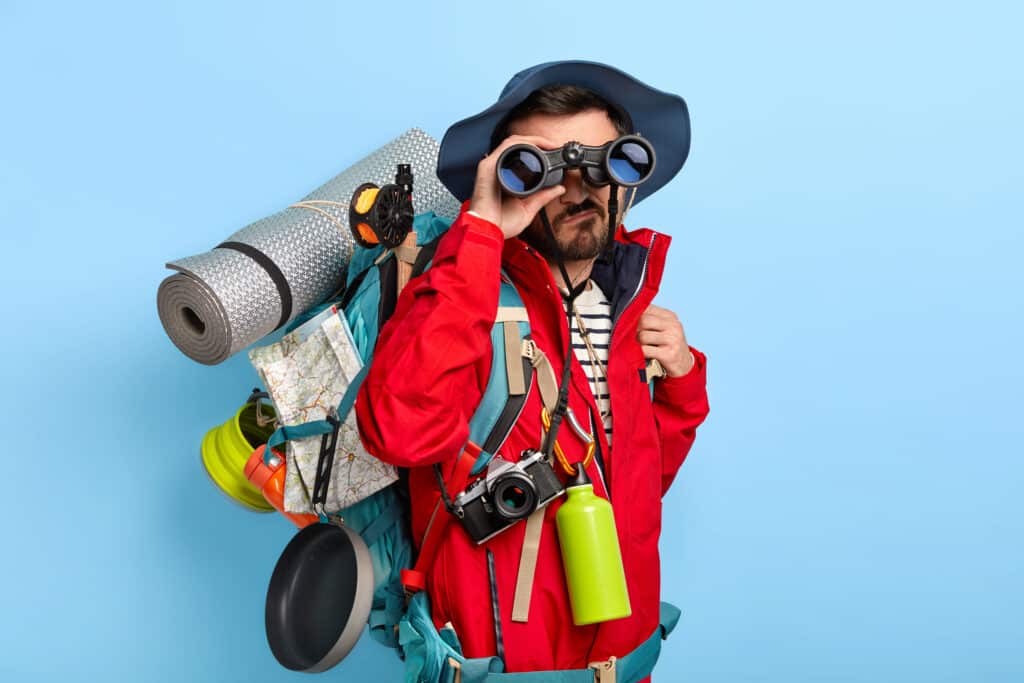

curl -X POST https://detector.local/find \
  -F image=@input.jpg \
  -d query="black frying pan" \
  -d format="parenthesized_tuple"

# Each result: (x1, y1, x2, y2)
(265, 521, 374, 672)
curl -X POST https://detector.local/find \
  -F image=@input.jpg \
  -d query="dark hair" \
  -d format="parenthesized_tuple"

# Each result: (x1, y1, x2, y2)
(489, 84, 633, 151)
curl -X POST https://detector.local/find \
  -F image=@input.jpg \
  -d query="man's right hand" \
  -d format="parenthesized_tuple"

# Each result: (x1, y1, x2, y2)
(468, 135, 567, 240)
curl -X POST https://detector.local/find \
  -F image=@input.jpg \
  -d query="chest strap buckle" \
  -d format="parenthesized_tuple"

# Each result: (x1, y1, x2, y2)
(589, 655, 617, 683)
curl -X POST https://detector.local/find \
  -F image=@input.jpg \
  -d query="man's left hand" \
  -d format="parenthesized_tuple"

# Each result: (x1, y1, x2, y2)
(637, 304, 695, 377)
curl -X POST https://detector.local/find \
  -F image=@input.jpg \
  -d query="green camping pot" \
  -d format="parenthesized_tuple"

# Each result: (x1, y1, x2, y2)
(555, 467, 632, 625)
(201, 390, 278, 512)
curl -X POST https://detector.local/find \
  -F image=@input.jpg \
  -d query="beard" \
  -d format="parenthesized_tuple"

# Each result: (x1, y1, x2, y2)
(521, 199, 612, 261)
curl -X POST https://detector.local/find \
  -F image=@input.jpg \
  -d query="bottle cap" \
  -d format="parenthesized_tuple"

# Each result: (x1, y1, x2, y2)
(567, 463, 592, 489)
(245, 445, 283, 489)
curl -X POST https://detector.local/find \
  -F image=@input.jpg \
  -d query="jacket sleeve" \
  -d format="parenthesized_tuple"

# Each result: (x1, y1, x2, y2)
(355, 206, 506, 468)
(653, 346, 710, 495)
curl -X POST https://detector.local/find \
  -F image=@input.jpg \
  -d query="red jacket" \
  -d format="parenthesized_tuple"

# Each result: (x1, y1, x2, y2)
(356, 205, 710, 679)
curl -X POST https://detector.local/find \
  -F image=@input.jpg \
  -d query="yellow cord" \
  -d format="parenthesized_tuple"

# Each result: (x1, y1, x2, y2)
(289, 200, 350, 235)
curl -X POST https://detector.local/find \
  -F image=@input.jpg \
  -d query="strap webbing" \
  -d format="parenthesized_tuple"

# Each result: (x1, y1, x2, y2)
(216, 240, 292, 330)
(510, 508, 545, 623)
(524, 340, 559, 413)
(495, 306, 529, 323)
(410, 236, 441, 278)
(357, 499, 403, 547)
(506, 341, 558, 623)
(503, 322, 526, 397)
(394, 243, 421, 264)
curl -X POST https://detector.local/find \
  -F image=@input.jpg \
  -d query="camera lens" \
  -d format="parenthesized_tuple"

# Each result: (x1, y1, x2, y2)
(497, 146, 545, 195)
(607, 138, 655, 186)
(491, 473, 537, 521)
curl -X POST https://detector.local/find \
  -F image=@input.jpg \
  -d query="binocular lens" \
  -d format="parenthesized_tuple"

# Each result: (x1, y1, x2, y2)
(498, 148, 545, 194)
(492, 475, 537, 521)
(608, 140, 653, 185)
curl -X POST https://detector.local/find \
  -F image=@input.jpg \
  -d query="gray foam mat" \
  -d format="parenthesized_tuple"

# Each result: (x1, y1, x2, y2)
(158, 128, 460, 365)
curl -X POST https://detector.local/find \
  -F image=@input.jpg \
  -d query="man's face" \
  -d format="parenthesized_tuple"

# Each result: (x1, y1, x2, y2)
(507, 109, 624, 261)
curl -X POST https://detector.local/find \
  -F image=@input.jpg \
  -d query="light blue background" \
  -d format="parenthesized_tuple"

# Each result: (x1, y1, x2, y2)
(1, 1, 1021, 681)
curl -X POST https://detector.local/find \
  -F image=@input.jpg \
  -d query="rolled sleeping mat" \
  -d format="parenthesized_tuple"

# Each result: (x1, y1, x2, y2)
(158, 127, 461, 365)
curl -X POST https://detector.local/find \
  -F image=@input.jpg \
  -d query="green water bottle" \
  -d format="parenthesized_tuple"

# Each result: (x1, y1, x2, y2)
(555, 467, 631, 625)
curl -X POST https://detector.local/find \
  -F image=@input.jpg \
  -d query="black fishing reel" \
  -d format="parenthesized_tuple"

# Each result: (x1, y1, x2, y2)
(348, 164, 414, 248)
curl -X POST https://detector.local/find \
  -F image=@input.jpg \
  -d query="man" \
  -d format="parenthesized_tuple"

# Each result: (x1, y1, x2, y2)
(357, 61, 710, 680)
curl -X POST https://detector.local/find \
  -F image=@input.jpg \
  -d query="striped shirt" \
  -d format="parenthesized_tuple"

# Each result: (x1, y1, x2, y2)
(565, 280, 614, 446)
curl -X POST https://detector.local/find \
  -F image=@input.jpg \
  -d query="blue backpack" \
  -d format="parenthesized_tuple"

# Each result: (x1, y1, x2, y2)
(265, 212, 679, 683)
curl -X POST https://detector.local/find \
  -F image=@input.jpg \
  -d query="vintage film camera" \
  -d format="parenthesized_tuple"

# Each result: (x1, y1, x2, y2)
(453, 449, 565, 544)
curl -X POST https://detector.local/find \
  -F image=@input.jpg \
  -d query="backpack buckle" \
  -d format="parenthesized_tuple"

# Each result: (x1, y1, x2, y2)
(588, 655, 617, 683)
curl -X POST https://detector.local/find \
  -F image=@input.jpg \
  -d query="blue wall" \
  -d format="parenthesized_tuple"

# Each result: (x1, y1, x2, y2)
(1, 1, 1021, 681)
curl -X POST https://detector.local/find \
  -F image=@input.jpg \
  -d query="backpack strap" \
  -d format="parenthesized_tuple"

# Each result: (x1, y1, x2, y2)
(447, 601, 682, 683)
(403, 277, 532, 594)
(411, 236, 441, 279)
(356, 498, 404, 547)
(466, 274, 532, 476)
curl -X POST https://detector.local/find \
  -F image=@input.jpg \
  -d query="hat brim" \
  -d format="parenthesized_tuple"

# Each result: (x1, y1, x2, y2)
(437, 60, 690, 204)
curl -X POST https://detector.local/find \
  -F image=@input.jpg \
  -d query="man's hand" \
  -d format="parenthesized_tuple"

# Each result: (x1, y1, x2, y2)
(638, 304, 695, 377)
(469, 135, 566, 239)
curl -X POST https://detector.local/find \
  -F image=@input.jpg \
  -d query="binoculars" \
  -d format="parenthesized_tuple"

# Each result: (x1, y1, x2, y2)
(496, 135, 656, 197)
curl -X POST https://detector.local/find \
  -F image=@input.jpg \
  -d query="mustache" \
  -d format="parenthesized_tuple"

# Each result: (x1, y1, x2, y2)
(553, 199, 604, 225)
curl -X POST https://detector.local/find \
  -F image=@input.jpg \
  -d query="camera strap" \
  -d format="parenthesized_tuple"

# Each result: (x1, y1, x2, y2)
(600, 182, 623, 263)
(538, 208, 588, 462)
(607, 182, 620, 244)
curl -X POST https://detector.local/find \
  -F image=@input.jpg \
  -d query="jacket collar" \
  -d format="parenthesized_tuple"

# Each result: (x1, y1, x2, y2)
(501, 224, 670, 323)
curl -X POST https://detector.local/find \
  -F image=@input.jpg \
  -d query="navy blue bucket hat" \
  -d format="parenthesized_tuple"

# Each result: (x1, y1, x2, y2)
(437, 60, 690, 205)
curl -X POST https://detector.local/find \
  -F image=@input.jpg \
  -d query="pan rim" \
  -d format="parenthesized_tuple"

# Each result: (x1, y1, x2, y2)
(265, 522, 375, 672)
